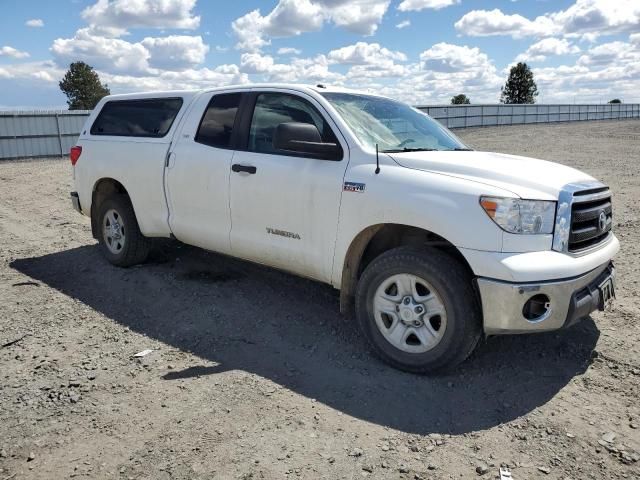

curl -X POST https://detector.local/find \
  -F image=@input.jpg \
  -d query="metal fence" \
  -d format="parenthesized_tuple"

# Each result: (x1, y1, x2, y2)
(1, 103, 639, 160)
(0, 110, 90, 160)
(417, 103, 640, 129)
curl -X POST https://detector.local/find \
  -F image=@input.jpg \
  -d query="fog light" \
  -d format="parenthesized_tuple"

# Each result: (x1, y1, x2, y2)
(523, 294, 551, 322)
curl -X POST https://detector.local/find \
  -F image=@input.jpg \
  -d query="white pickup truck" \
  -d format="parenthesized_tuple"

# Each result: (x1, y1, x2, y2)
(70, 84, 618, 373)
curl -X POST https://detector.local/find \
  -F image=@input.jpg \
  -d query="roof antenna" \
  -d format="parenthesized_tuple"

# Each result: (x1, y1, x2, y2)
(375, 144, 381, 174)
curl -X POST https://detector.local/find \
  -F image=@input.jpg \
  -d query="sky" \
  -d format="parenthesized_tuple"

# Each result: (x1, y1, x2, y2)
(0, 0, 638, 109)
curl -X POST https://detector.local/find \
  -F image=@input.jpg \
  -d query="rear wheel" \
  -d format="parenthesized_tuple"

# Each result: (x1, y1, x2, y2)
(96, 194, 150, 267)
(355, 247, 481, 373)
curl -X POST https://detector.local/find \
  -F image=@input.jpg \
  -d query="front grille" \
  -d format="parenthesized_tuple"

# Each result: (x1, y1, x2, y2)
(568, 188, 612, 252)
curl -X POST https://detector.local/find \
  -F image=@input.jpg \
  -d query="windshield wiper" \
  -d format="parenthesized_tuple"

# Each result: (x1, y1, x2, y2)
(447, 147, 473, 151)
(381, 147, 437, 153)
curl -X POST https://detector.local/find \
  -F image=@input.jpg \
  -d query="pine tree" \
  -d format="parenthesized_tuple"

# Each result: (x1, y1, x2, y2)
(59, 62, 110, 110)
(500, 62, 538, 104)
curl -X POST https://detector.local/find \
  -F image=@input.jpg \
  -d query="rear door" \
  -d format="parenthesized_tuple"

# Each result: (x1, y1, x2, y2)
(77, 96, 186, 237)
(165, 91, 243, 253)
(228, 89, 349, 282)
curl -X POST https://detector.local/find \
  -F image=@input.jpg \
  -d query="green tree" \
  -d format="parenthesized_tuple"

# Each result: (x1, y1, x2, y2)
(608, 98, 621, 104)
(500, 62, 538, 104)
(451, 94, 470, 105)
(59, 62, 110, 110)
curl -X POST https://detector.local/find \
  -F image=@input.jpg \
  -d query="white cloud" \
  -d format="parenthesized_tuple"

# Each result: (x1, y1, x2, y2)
(25, 19, 44, 28)
(0, 58, 248, 94)
(328, 42, 407, 65)
(0, 61, 63, 83)
(232, 0, 324, 51)
(81, 0, 200, 35)
(51, 28, 150, 74)
(528, 39, 640, 102)
(398, 0, 459, 12)
(277, 47, 302, 55)
(51, 29, 209, 73)
(410, 42, 503, 102)
(141, 35, 209, 70)
(239, 53, 283, 75)
(396, 20, 410, 29)
(104, 65, 249, 91)
(516, 38, 580, 62)
(326, 0, 390, 35)
(239, 52, 343, 84)
(0, 46, 30, 59)
(549, 0, 640, 37)
(454, 9, 555, 38)
(346, 62, 412, 81)
(232, 0, 390, 52)
(455, 0, 640, 39)
(327, 42, 409, 81)
(576, 41, 634, 67)
(420, 43, 492, 73)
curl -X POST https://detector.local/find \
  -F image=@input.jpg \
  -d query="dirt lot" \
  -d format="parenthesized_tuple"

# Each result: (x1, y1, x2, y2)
(1, 120, 639, 480)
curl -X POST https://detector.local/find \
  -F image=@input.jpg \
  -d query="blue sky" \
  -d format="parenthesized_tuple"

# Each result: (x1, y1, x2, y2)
(0, 0, 638, 108)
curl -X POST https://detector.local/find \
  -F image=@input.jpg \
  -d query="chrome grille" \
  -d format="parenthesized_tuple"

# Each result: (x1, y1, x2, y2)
(552, 181, 613, 254)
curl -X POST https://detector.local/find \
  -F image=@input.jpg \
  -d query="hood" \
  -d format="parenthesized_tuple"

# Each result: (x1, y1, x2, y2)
(387, 150, 595, 200)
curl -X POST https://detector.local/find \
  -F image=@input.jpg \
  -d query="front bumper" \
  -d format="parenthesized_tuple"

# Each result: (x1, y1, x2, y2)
(478, 261, 615, 335)
(70, 191, 82, 214)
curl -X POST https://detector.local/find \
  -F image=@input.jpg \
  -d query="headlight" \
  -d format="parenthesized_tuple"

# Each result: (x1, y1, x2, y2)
(480, 196, 556, 234)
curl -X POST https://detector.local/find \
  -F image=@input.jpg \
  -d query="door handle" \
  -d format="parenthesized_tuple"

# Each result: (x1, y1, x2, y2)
(231, 164, 257, 174)
(166, 152, 176, 169)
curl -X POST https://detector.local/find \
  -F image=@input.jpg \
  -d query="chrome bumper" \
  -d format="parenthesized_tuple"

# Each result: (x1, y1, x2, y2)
(70, 191, 82, 214)
(478, 261, 614, 335)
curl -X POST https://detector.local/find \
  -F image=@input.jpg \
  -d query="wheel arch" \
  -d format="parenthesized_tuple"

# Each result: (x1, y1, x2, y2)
(90, 178, 130, 239)
(338, 223, 476, 314)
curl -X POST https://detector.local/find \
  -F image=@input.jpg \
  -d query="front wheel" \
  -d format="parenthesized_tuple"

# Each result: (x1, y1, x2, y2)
(355, 247, 481, 373)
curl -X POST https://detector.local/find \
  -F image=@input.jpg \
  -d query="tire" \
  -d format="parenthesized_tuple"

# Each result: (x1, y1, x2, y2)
(355, 246, 481, 374)
(96, 194, 150, 267)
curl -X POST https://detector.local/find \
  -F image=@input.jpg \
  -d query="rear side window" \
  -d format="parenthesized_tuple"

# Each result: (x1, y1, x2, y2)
(90, 98, 183, 137)
(195, 93, 241, 148)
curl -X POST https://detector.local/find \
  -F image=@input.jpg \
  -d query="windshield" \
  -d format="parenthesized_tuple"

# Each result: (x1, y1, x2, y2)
(321, 92, 469, 152)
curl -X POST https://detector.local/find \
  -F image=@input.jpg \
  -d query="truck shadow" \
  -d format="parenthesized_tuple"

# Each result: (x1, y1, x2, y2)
(11, 242, 599, 435)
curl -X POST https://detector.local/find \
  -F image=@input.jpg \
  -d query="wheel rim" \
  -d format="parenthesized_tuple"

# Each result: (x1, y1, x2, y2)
(373, 273, 447, 354)
(102, 208, 126, 255)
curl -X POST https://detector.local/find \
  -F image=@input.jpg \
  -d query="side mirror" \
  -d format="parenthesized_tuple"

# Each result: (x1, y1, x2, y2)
(273, 122, 341, 160)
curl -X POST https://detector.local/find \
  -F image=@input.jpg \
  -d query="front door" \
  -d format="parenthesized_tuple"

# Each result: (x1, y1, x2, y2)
(229, 90, 348, 282)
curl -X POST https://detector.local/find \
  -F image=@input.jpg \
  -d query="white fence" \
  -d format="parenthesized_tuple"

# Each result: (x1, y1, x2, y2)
(417, 103, 640, 129)
(1, 104, 639, 160)
(0, 110, 90, 160)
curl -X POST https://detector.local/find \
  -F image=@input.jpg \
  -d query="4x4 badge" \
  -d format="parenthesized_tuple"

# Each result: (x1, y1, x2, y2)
(343, 181, 365, 193)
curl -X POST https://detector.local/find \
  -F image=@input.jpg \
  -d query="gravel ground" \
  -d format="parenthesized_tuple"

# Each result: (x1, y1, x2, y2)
(1, 120, 639, 480)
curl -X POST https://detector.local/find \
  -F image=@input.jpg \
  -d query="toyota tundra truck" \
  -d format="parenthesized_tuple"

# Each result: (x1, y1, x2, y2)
(69, 84, 618, 373)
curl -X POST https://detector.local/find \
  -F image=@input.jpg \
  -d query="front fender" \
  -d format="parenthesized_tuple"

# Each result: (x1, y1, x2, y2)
(331, 163, 512, 288)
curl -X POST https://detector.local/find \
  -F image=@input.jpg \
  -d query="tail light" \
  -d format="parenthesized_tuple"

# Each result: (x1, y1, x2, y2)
(70, 146, 82, 166)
